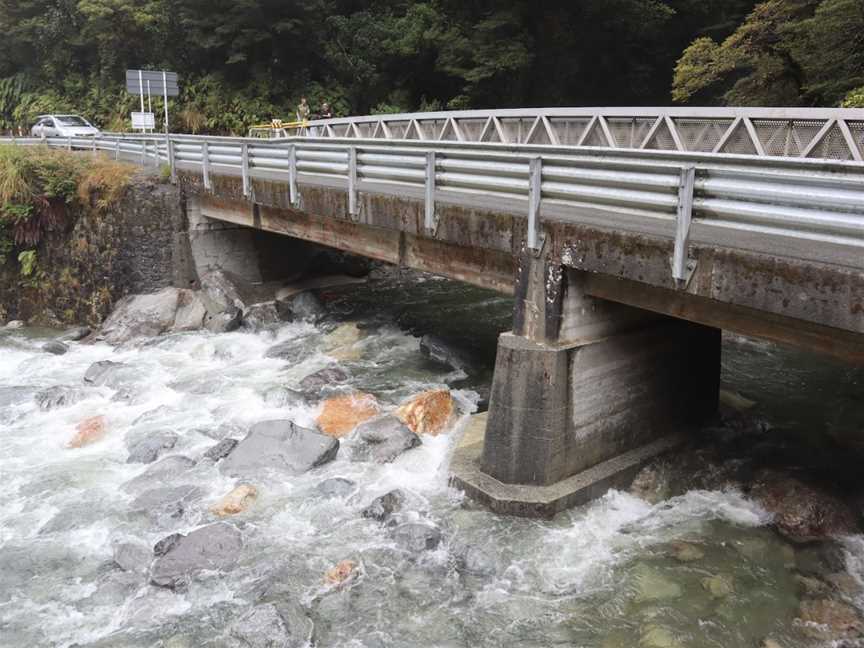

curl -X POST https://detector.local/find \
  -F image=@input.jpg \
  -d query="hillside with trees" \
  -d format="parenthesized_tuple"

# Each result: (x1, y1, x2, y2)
(0, 0, 860, 135)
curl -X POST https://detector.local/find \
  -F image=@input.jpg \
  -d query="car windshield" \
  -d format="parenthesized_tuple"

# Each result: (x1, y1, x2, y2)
(55, 116, 90, 127)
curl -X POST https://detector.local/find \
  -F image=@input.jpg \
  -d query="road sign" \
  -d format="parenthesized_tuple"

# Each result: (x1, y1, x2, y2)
(125, 70, 179, 96)
(131, 112, 156, 130)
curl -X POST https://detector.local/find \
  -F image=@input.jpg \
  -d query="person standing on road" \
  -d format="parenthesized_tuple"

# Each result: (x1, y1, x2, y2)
(296, 97, 310, 122)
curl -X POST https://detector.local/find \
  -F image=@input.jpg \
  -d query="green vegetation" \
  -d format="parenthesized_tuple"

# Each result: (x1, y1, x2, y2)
(673, 0, 864, 105)
(0, 145, 133, 274)
(0, 1, 858, 136)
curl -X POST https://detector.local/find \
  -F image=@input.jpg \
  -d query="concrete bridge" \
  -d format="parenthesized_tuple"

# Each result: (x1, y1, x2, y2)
(5, 106, 864, 516)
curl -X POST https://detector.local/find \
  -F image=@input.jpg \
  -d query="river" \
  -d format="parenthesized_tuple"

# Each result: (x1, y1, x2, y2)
(0, 272, 862, 647)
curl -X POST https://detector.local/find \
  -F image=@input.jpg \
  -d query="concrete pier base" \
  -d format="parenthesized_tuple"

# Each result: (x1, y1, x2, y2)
(450, 311, 720, 517)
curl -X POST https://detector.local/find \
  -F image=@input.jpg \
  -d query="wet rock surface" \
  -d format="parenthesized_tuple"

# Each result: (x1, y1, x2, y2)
(315, 477, 356, 499)
(350, 415, 421, 463)
(220, 419, 339, 477)
(35, 385, 89, 411)
(125, 430, 178, 464)
(150, 522, 243, 589)
(202, 438, 238, 462)
(361, 489, 405, 522)
(229, 601, 313, 648)
(393, 522, 442, 552)
(42, 340, 69, 355)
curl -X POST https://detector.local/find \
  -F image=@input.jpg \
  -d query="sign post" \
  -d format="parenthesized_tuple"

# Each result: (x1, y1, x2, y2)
(126, 70, 179, 133)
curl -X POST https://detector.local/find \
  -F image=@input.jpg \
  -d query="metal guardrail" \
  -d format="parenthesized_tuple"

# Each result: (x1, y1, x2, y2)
(2, 133, 863, 282)
(303, 107, 864, 162)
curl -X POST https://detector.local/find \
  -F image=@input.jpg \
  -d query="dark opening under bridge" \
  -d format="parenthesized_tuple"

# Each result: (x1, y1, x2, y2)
(5, 106, 864, 516)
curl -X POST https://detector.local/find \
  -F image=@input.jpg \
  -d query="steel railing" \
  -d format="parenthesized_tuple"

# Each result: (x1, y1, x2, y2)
(301, 107, 864, 162)
(2, 133, 863, 281)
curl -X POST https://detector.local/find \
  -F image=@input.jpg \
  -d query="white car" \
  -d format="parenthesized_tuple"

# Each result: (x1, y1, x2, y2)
(31, 114, 101, 138)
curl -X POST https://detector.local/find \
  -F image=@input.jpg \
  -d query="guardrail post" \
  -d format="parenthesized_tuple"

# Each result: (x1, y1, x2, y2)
(241, 142, 250, 197)
(672, 165, 697, 286)
(167, 138, 177, 183)
(202, 141, 212, 190)
(288, 144, 298, 206)
(348, 146, 358, 218)
(140, 141, 146, 166)
(114, 139, 120, 161)
(527, 157, 543, 250)
(91, 138, 97, 155)
(425, 151, 436, 231)
(67, 137, 72, 152)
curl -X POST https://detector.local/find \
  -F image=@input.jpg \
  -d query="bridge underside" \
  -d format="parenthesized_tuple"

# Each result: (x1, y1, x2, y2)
(180, 171, 864, 517)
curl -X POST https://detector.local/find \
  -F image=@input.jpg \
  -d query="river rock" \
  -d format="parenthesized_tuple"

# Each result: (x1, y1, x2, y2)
(242, 302, 280, 331)
(361, 489, 405, 522)
(126, 431, 178, 464)
(129, 485, 204, 521)
(83, 360, 135, 388)
(35, 385, 89, 411)
(99, 287, 184, 344)
(59, 326, 91, 342)
(419, 334, 472, 373)
(112, 541, 152, 574)
(750, 470, 858, 543)
(5, 320, 24, 329)
(669, 542, 704, 562)
(298, 366, 350, 398)
(123, 456, 197, 493)
(315, 477, 356, 499)
(395, 389, 455, 436)
(454, 542, 499, 576)
(210, 484, 258, 517)
(629, 460, 672, 504)
(203, 306, 242, 333)
(220, 419, 339, 477)
(263, 386, 306, 408)
(68, 415, 107, 448)
(203, 438, 238, 462)
(200, 269, 253, 313)
(276, 290, 324, 323)
(42, 340, 69, 355)
(393, 523, 442, 552)
(172, 291, 207, 331)
(229, 602, 313, 648)
(150, 522, 243, 589)
(798, 598, 863, 639)
(631, 564, 683, 603)
(701, 574, 734, 598)
(322, 323, 365, 359)
(264, 340, 307, 362)
(351, 416, 421, 463)
(324, 559, 360, 587)
(316, 393, 379, 438)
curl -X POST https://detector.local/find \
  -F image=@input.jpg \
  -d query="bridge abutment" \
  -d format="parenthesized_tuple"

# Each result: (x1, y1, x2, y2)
(452, 254, 721, 517)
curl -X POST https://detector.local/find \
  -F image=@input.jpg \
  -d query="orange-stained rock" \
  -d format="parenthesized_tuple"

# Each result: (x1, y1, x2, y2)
(210, 484, 258, 517)
(395, 389, 454, 436)
(316, 393, 379, 438)
(68, 415, 107, 448)
(324, 559, 359, 586)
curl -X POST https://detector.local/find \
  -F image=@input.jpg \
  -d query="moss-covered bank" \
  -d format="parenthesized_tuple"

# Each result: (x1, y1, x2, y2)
(0, 146, 192, 327)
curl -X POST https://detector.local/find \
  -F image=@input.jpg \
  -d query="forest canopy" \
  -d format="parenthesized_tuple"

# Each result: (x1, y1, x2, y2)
(0, 0, 861, 134)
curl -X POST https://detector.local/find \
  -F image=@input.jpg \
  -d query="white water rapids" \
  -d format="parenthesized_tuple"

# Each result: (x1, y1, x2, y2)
(0, 299, 861, 647)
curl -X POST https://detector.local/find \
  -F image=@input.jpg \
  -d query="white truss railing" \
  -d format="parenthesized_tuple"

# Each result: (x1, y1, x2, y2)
(302, 107, 864, 161)
(3, 134, 863, 285)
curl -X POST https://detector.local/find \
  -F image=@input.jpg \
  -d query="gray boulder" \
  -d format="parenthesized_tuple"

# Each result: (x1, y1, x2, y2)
(35, 385, 89, 411)
(263, 386, 306, 408)
(361, 490, 405, 522)
(153, 533, 184, 557)
(112, 541, 152, 574)
(99, 287, 184, 345)
(83, 360, 135, 388)
(298, 367, 350, 398)
(229, 602, 313, 648)
(419, 334, 473, 373)
(351, 416, 421, 464)
(220, 420, 339, 477)
(4, 320, 24, 329)
(59, 326, 91, 342)
(129, 484, 204, 522)
(150, 522, 243, 589)
(204, 306, 242, 333)
(42, 341, 69, 355)
(315, 477, 356, 499)
(200, 269, 251, 313)
(264, 340, 303, 362)
(202, 438, 238, 462)
(453, 541, 499, 576)
(172, 291, 208, 331)
(126, 431, 178, 464)
(393, 523, 442, 552)
(123, 455, 196, 493)
(242, 302, 280, 331)
(276, 291, 324, 322)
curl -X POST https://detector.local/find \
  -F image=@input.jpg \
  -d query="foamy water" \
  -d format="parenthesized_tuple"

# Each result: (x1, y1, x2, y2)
(0, 310, 858, 647)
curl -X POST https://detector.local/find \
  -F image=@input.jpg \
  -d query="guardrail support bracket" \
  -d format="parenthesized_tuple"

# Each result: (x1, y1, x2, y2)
(527, 157, 545, 253)
(672, 165, 697, 289)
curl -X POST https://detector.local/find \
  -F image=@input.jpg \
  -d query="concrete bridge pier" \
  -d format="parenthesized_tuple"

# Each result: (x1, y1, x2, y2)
(451, 250, 721, 517)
